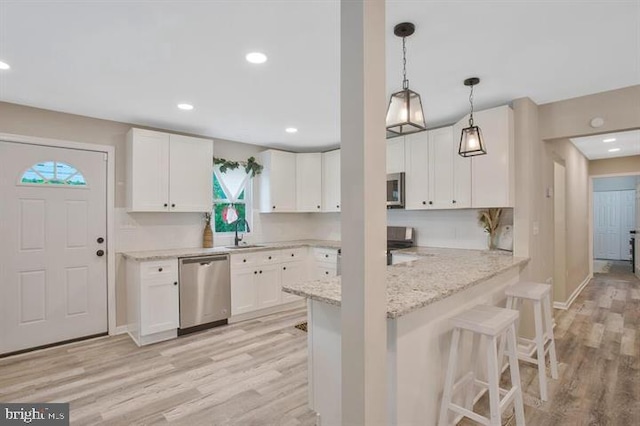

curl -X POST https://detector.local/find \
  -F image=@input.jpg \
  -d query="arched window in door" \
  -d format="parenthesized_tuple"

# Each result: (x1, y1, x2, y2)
(20, 161, 87, 186)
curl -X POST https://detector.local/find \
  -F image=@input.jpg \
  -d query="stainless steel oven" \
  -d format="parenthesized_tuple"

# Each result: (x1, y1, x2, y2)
(387, 172, 405, 208)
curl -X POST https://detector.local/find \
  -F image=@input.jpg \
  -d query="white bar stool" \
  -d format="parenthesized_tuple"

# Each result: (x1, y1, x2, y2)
(503, 281, 559, 401)
(439, 305, 525, 426)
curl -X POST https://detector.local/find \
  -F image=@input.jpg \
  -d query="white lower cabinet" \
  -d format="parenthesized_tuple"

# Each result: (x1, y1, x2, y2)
(230, 248, 308, 317)
(127, 258, 179, 346)
(256, 264, 281, 309)
(281, 261, 305, 303)
(230, 268, 260, 315)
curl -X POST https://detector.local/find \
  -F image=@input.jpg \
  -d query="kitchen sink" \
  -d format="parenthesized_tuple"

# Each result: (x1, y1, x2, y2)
(225, 245, 265, 249)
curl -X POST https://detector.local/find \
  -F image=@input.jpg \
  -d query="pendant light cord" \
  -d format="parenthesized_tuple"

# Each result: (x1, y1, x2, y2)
(468, 84, 475, 126)
(402, 36, 408, 90)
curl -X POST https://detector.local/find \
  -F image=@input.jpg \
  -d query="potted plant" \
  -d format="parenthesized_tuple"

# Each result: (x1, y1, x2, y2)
(203, 212, 213, 248)
(478, 208, 502, 250)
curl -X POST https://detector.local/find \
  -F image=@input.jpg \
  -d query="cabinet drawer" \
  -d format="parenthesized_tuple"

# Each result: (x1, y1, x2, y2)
(256, 250, 281, 264)
(281, 247, 307, 263)
(316, 266, 337, 280)
(141, 259, 178, 281)
(314, 248, 338, 264)
(230, 252, 261, 268)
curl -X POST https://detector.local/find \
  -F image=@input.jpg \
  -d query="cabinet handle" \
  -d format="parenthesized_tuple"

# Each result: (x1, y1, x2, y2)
(268, 256, 272, 260)
(337, 205, 340, 209)
(325, 254, 329, 258)
(243, 259, 247, 263)
(171, 203, 176, 208)
(429, 201, 433, 205)
(158, 267, 163, 272)
(254, 271, 257, 274)
(422, 201, 426, 205)
(291, 253, 295, 257)
(317, 205, 321, 209)
(273, 205, 276, 209)
(325, 271, 329, 275)
(283, 267, 287, 270)
(173, 282, 177, 286)
(259, 270, 263, 274)
(453, 200, 457, 204)
(164, 203, 168, 207)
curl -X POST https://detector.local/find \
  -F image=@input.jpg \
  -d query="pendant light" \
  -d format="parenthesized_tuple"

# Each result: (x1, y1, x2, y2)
(458, 77, 486, 157)
(386, 22, 426, 138)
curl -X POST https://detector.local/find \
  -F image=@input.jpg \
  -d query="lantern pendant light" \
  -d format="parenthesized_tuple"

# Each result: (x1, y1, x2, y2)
(458, 77, 487, 157)
(386, 22, 426, 138)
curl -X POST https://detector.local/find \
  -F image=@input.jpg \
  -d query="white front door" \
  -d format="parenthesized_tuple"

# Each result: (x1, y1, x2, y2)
(0, 141, 108, 354)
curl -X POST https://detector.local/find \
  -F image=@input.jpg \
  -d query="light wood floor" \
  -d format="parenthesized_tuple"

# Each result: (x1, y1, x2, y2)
(0, 307, 315, 425)
(1, 262, 638, 425)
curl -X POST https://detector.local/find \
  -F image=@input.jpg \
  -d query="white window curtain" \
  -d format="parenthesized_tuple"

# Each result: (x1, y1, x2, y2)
(213, 165, 250, 202)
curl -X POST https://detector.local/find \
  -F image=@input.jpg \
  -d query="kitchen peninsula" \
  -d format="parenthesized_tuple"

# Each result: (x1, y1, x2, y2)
(283, 247, 529, 426)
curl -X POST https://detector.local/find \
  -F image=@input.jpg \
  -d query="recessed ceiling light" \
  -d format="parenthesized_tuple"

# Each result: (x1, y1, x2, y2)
(285, 127, 298, 134)
(177, 103, 194, 111)
(602, 138, 616, 143)
(608, 148, 621, 153)
(246, 52, 267, 64)
(0, 61, 10, 70)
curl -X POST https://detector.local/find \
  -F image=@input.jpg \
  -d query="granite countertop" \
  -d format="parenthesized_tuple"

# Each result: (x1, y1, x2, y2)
(282, 247, 529, 319)
(120, 239, 341, 261)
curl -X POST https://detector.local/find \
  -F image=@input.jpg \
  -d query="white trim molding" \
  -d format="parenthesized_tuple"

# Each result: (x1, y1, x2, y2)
(0, 132, 118, 336)
(553, 273, 592, 310)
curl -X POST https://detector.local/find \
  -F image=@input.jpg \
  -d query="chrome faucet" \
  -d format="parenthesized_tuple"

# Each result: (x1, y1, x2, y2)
(234, 219, 251, 246)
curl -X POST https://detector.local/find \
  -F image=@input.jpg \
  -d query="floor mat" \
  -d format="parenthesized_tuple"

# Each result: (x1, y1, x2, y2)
(294, 322, 308, 332)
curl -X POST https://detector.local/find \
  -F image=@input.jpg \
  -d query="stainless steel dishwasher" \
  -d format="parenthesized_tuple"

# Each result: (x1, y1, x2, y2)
(178, 254, 230, 334)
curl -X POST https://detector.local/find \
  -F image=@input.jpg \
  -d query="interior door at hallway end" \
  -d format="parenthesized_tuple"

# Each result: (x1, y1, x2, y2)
(0, 141, 108, 355)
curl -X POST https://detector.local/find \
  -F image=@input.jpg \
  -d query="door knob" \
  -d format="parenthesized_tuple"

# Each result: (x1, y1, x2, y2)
(97, 237, 105, 244)
(96, 250, 105, 257)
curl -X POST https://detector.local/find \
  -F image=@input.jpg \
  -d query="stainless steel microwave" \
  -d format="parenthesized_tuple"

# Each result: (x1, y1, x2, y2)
(386, 173, 405, 208)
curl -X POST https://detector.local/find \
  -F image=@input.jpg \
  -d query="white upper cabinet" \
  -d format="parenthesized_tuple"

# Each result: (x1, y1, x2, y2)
(428, 127, 455, 209)
(462, 105, 514, 208)
(127, 128, 213, 212)
(386, 138, 405, 174)
(259, 150, 297, 213)
(169, 134, 214, 212)
(451, 123, 472, 208)
(404, 127, 469, 210)
(404, 133, 430, 209)
(296, 153, 322, 212)
(322, 149, 341, 212)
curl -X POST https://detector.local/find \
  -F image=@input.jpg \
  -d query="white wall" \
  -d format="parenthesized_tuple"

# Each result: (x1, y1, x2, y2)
(388, 209, 512, 250)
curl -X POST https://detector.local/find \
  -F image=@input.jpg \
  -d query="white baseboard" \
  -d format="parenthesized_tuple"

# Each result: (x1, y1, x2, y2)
(553, 273, 592, 310)
(112, 325, 129, 335)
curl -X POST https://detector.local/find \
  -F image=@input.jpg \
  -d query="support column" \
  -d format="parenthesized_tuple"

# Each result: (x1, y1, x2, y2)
(340, 1, 387, 425)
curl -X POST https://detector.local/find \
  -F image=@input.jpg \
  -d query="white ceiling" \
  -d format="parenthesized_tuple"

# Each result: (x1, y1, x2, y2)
(571, 129, 640, 160)
(0, 1, 638, 151)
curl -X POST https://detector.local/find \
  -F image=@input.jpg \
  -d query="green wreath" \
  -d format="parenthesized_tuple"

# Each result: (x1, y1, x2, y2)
(213, 156, 263, 177)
